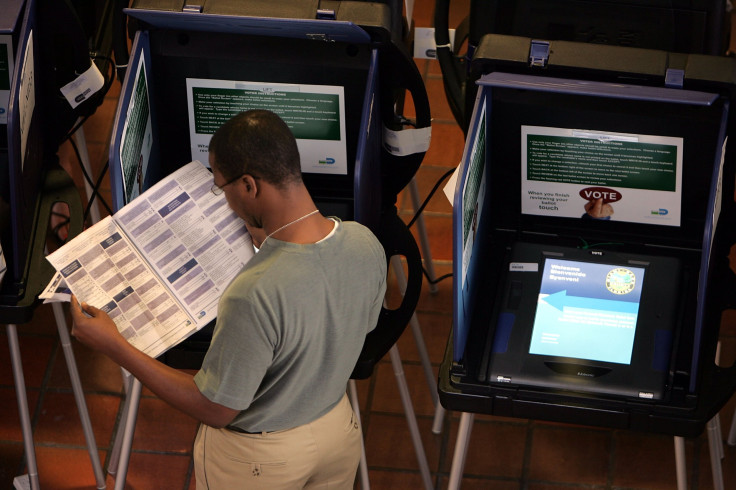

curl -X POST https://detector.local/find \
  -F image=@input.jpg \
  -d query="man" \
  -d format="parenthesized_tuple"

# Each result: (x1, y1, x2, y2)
(70, 109, 387, 488)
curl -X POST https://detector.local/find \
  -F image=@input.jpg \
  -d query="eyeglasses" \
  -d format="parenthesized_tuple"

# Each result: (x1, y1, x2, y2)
(211, 173, 245, 195)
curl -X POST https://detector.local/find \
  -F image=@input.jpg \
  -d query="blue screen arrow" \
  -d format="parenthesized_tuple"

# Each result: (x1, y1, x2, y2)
(543, 290, 639, 314)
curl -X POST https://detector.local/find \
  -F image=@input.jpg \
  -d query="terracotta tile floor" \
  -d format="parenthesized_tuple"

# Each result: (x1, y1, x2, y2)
(4, 3, 736, 489)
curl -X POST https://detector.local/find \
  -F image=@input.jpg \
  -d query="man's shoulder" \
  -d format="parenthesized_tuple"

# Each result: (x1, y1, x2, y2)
(338, 221, 386, 268)
(340, 220, 369, 234)
(340, 221, 382, 246)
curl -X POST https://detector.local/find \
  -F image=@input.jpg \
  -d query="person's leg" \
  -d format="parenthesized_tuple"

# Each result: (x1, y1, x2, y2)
(304, 393, 362, 489)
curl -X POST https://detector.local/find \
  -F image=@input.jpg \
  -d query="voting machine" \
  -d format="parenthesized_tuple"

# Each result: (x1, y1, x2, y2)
(109, 1, 427, 371)
(439, 34, 736, 437)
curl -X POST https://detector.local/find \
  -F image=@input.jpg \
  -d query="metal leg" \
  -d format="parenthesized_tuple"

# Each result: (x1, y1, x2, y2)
(389, 344, 433, 490)
(52, 302, 106, 489)
(728, 408, 736, 446)
(408, 178, 438, 293)
(107, 369, 133, 476)
(674, 436, 687, 490)
(448, 412, 474, 490)
(389, 255, 447, 435)
(706, 340, 725, 490)
(673, 413, 725, 490)
(7, 323, 40, 490)
(71, 125, 101, 225)
(408, 177, 450, 434)
(712, 413, 724, 460)
(348, 380, 370, 490)
(431, 403, 445, 435)
(707, 415, 725, 490)
(719, 342, 736, 449)
(113, 377, 143, 490)
(409, 312, 437, 407)
(390, 256, 437, 408)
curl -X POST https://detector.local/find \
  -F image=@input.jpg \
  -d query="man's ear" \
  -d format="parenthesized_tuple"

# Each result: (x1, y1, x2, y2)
(242, 174, 258, 196)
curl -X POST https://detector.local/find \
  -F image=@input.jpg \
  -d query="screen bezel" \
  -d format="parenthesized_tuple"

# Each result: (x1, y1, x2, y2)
(483, 241, 684, 399)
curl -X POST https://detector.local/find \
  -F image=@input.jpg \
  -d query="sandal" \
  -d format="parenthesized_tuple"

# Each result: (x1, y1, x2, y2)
(50, 203, 71, 244)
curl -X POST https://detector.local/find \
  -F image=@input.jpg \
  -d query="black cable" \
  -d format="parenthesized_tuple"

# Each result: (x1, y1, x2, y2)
(67, 135, 114, 218)
(407, 167, 456, 229)
(405, 167, 458, 285)
(424, 268, 453, 285)
(61, 52, 117, 223)
(578, 238, 624, 250)
(112, 0, 131, 83)
(83, 160, 113, 224)
(434, 0, 467, 130)
(66, 136, 96, 192)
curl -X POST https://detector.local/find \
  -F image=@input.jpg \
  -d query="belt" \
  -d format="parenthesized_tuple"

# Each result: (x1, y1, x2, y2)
(226, 425, 268, 435)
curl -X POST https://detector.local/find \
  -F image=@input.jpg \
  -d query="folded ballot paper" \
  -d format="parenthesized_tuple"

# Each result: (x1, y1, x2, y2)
(46, 161, 254, 358)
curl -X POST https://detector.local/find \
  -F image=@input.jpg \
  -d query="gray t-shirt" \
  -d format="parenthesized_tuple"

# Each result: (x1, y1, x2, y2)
(193, 220, 386, 431)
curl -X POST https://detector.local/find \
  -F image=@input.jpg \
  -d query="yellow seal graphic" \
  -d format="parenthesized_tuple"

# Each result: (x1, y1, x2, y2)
(605, 268, 636, 295)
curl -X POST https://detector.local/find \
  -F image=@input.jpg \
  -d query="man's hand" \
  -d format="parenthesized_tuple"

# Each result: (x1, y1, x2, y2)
(69, 295, 126, 354)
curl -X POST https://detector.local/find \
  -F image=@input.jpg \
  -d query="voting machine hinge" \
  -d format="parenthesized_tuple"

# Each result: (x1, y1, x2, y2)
(529, 40, 550, 68)
(665, 68, 685, 89)
(450, 361, 468, 377)
(316, 8, 337, 20)
(182, 4, 203, 13)
(305, 9, 337, 42)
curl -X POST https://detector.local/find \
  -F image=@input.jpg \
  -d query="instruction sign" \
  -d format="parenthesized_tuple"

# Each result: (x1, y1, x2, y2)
(186, 79, 347, 175)
(521, 126, 683, 226)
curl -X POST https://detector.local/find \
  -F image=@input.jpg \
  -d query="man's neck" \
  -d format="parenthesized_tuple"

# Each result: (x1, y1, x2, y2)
(261, 184, 332, 244)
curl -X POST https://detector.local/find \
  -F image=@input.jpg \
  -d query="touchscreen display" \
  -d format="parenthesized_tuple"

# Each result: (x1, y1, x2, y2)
(529, 258, 646, 364)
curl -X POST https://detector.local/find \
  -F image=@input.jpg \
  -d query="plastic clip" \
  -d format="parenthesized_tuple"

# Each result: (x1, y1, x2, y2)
(529, 40, 550, 68)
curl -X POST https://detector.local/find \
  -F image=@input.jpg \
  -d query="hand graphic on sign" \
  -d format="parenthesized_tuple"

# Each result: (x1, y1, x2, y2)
(580, 187, 620, 220)
(584, 197, 614, 219)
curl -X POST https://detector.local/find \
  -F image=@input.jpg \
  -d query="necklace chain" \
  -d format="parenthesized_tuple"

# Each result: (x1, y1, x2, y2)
(261, 209, 319, 246)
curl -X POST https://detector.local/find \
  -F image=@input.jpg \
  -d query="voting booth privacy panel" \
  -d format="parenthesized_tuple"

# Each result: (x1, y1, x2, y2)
(1, 0, 116, 296)
(1, 0, 86, 322)
(2, 0, 75, 297)
(0, 0, 26, 288)
(438, 34, 736, 437)
(109, 1, 427, 373)
(2, 0, 52, 294)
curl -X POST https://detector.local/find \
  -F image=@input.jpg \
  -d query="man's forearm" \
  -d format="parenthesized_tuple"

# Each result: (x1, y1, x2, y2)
(107, 339, 238, 428)
(69, 296, 238, 427)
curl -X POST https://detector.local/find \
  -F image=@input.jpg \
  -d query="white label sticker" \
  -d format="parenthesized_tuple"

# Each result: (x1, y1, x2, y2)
(60, 62, 104, 109)
(510, 262, 539, 272)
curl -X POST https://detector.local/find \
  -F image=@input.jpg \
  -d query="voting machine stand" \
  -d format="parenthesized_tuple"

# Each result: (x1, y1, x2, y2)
(1, 1, 109, 489)
(438, 34, 736, 487)
(105, 2, 431, 488)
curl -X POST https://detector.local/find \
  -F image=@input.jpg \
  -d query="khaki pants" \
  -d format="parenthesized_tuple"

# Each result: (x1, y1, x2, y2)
(194, 394, 361, 489)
